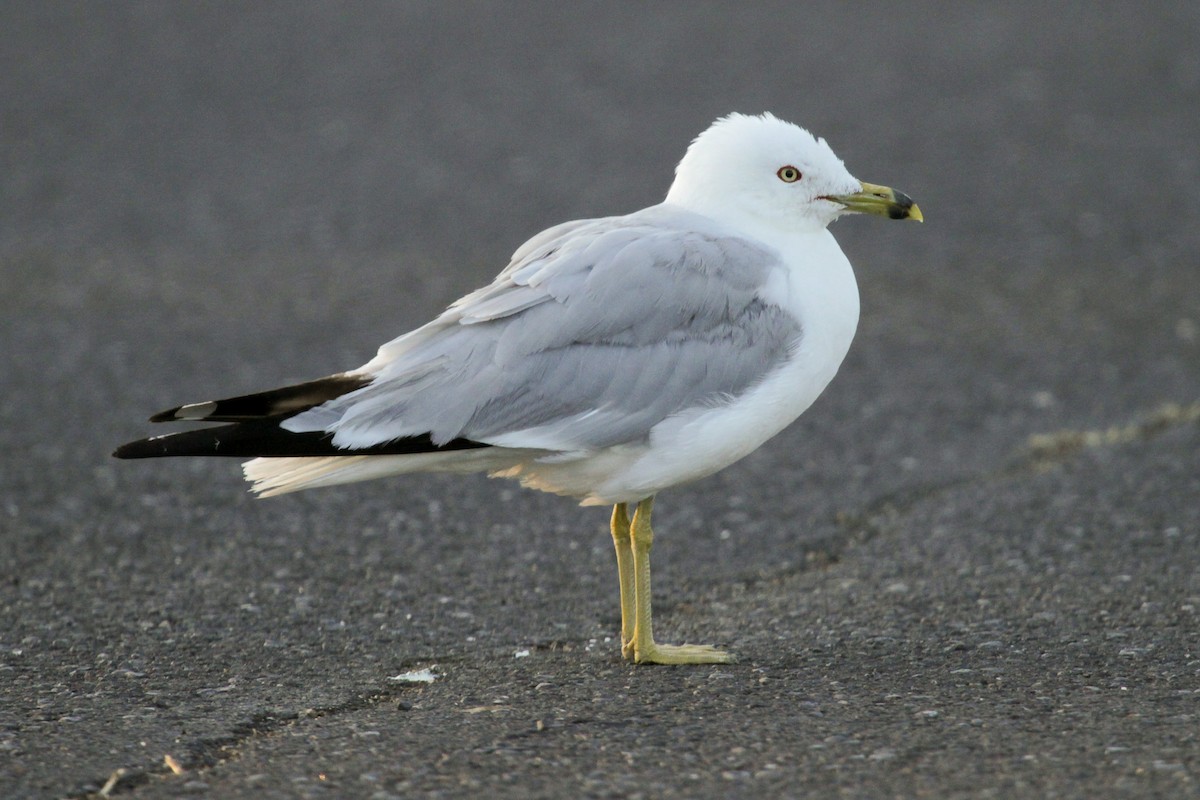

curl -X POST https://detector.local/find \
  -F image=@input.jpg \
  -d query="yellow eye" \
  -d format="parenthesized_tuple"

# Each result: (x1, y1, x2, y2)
(776, 165, 802, 183)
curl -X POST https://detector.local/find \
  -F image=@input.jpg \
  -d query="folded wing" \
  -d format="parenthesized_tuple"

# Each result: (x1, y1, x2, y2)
(114, 205, 802, 469)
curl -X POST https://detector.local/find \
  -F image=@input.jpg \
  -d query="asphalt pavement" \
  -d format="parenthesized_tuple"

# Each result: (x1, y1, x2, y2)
(2, 4, 1198, 798)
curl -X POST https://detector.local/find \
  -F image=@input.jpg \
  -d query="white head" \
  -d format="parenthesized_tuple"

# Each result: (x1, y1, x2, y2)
(665, 113, 873, 232)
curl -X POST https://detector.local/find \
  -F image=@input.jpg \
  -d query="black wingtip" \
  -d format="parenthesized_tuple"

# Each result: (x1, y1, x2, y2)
(147, 374, 373, 425)
(113, 422, 492, 460)
(113, 437, 169, 459)
(149, 407, 182, 423)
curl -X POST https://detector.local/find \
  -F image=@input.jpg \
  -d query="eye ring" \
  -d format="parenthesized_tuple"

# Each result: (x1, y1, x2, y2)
(777, 165, 802, 183)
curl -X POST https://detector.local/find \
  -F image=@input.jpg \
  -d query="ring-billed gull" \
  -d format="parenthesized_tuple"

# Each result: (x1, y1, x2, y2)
(115, 112, 922, 665)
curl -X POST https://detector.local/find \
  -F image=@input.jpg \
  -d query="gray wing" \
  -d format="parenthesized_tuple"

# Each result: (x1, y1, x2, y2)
(284, 206, 802, 451)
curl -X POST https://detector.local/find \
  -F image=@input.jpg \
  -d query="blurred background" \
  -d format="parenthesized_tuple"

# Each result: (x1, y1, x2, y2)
(2, 3, 1198, 797)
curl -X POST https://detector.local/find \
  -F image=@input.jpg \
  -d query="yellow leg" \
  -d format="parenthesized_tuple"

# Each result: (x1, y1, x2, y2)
(627, 496, 734, 665)
(610, 502, 635, 659)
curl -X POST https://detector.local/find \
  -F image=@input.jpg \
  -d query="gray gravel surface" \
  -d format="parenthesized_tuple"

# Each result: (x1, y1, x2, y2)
(3, 3, 1199, 798)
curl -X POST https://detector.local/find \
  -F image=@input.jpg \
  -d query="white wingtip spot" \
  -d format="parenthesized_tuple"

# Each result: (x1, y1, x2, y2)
(176, 401, 218, 420)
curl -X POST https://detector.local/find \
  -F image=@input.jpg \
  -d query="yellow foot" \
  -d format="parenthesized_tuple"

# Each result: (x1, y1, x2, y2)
(632, 641, 736, 665)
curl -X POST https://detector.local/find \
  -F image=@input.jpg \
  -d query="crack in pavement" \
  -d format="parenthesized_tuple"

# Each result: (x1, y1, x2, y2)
(736, 400, 1200, 588)
(1021, 401, 1200, 467)
(66, 659, 460, 798)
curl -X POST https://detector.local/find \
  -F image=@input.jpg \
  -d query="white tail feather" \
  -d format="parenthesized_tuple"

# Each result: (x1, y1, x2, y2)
(242, 449, 543, 497)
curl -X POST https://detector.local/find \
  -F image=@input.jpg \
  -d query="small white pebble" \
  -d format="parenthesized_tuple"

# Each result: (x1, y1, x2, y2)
(389, 667, 438, 683)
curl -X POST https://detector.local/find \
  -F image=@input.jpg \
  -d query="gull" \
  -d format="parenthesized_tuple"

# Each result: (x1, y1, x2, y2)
(115, 112, 921, 665)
